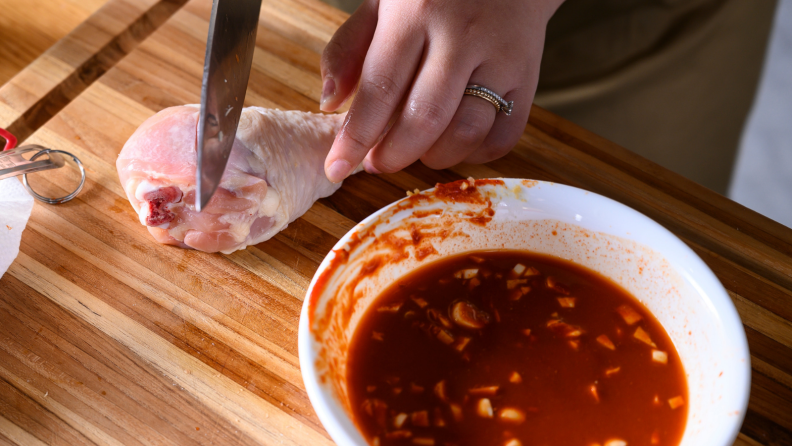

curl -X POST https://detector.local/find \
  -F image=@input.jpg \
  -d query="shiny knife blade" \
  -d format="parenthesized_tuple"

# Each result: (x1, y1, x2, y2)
(196, 0, 262, 211)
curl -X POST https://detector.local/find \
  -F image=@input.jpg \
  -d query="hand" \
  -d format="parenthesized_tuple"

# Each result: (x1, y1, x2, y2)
(320, 0, 563, 183)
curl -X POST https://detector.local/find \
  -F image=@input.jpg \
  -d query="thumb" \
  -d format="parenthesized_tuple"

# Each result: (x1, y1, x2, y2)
(320, 0, 379, 112)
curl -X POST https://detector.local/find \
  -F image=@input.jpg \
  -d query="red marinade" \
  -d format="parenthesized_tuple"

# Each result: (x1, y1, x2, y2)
(347, 251, 688, 446)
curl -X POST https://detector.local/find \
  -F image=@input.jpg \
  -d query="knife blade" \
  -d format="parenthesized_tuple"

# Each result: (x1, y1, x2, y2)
(196, 0, 262, 211)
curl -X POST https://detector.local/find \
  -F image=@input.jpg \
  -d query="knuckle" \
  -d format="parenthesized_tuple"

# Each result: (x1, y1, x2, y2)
(413, 0, 443, 15)
(420, 154, 451, 171)
(406, 99, 451, 135)
(480, 137, 517, 161)
(341, 123, 375, 152)
(361, 73, 402, 106)
(370, 152, 405, 174)
(452, 109, 492, 146)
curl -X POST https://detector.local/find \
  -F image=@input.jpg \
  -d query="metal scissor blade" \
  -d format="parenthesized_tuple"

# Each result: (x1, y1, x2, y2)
(0, 146, 64, 181)
(196, 0, 262, 211)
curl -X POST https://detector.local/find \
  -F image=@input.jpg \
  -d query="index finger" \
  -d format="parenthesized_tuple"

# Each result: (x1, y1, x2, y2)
(324, 23, 424, 183)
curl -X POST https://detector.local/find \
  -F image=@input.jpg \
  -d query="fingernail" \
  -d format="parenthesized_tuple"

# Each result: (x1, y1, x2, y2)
(320, 77, 336, 111)
(363, 159, 381, 175)
(327, 159, 352, 183)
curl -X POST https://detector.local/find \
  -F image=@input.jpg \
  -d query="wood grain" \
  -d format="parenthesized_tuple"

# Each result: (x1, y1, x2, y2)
(0, 0, 106, 86)
(0, 0, 790, 445)
(0, 0, 188, 142)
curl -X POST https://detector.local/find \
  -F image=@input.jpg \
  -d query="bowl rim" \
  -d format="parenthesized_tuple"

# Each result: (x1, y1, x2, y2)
(298, 178, 751, 446)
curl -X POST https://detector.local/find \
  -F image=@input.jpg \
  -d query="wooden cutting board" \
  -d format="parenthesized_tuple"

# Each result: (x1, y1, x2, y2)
(0, 0, 791, 445)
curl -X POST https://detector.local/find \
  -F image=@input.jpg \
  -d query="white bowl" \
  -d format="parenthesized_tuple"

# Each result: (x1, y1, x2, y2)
(298, 178, 750, 446)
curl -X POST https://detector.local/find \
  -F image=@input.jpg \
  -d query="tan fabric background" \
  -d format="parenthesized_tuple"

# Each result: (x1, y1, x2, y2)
(323, 0, 777, 194)
(536, 0, 778, 193)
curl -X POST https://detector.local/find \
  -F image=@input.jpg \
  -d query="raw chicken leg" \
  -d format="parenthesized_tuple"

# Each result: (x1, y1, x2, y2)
(116, 105, 354, 253)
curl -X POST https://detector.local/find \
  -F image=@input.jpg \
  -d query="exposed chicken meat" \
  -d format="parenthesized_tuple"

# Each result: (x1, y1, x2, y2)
(116, 105, 355, 253)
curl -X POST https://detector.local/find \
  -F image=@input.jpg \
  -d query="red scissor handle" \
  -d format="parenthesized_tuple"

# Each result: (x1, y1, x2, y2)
(1, 127, 18, 151)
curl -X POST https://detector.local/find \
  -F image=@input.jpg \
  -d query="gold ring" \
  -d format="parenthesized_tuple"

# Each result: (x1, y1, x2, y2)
(464, 85, 513, 115)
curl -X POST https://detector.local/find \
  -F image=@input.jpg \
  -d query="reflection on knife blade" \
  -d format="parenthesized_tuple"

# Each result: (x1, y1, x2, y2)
(196, 0, 262, 212)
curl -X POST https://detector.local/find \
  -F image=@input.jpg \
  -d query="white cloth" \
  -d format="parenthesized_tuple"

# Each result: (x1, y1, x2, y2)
(729, 0, 792, 228)
(0, 177, 34, 279)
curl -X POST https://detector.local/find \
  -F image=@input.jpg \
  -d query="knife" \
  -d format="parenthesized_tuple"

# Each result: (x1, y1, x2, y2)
(196, 0, 262, 211)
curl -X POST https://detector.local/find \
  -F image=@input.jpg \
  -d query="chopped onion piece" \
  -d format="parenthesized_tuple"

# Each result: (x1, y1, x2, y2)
(412, 437, 435, 446)
(633, 327, 657, 347)
(605, 440, 627, 446)
(411, 296, 429, 308)
(558, 297, 576, 308)
(362, 399, 389, 427)
(513, 263, 527, 275)
(597, 335, 616, 350)
(652, 350, 668, 364)
(525, 266, 540, 276)
(499, 407, 526, 424)
(433, 407, 446, 427)
(372, 331, 384, 341)
(508, 289, 524, 301)
(449, 403, 463, 422)
(590, 384, 600, 403)
(616, 305, 642, 325)
(568, 340, 580, 350)
(477, 398, 494, 418)
(546, 276, 569, 294)
(604, 366, 621, 377)
(668, 396, 685, 409)
(522, 329, 532, 336)
(434, 327, 455, 345)
(454, 336, 472, 352)
(547, 319, 584, 338)
(507, 279, 527, 290)
(469, 386, 499, 396)
(454, 268, 479, 279)
(385, 430, 412, 440)
(412, 410, 429, 427)
(427, 308, 454, 330)
(434, 380, 449, 402)
(504, 440, 523, 446)
(468, 277, 481, 289)
(393, 413, 408, 428)
(509, 371, 522, 384)
(378, 302, 402, 313)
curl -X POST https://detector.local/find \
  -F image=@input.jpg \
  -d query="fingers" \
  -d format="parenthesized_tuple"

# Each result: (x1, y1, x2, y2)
(320, 0, 379, 112)
(364, 46, 475, 173)
(418, 68, 506, 169)
(324, 19, 425, 183)
(463, 86, 534, 165)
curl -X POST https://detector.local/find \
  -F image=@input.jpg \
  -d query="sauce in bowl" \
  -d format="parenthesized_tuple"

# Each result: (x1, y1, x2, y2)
(347, 250, 688, 446)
